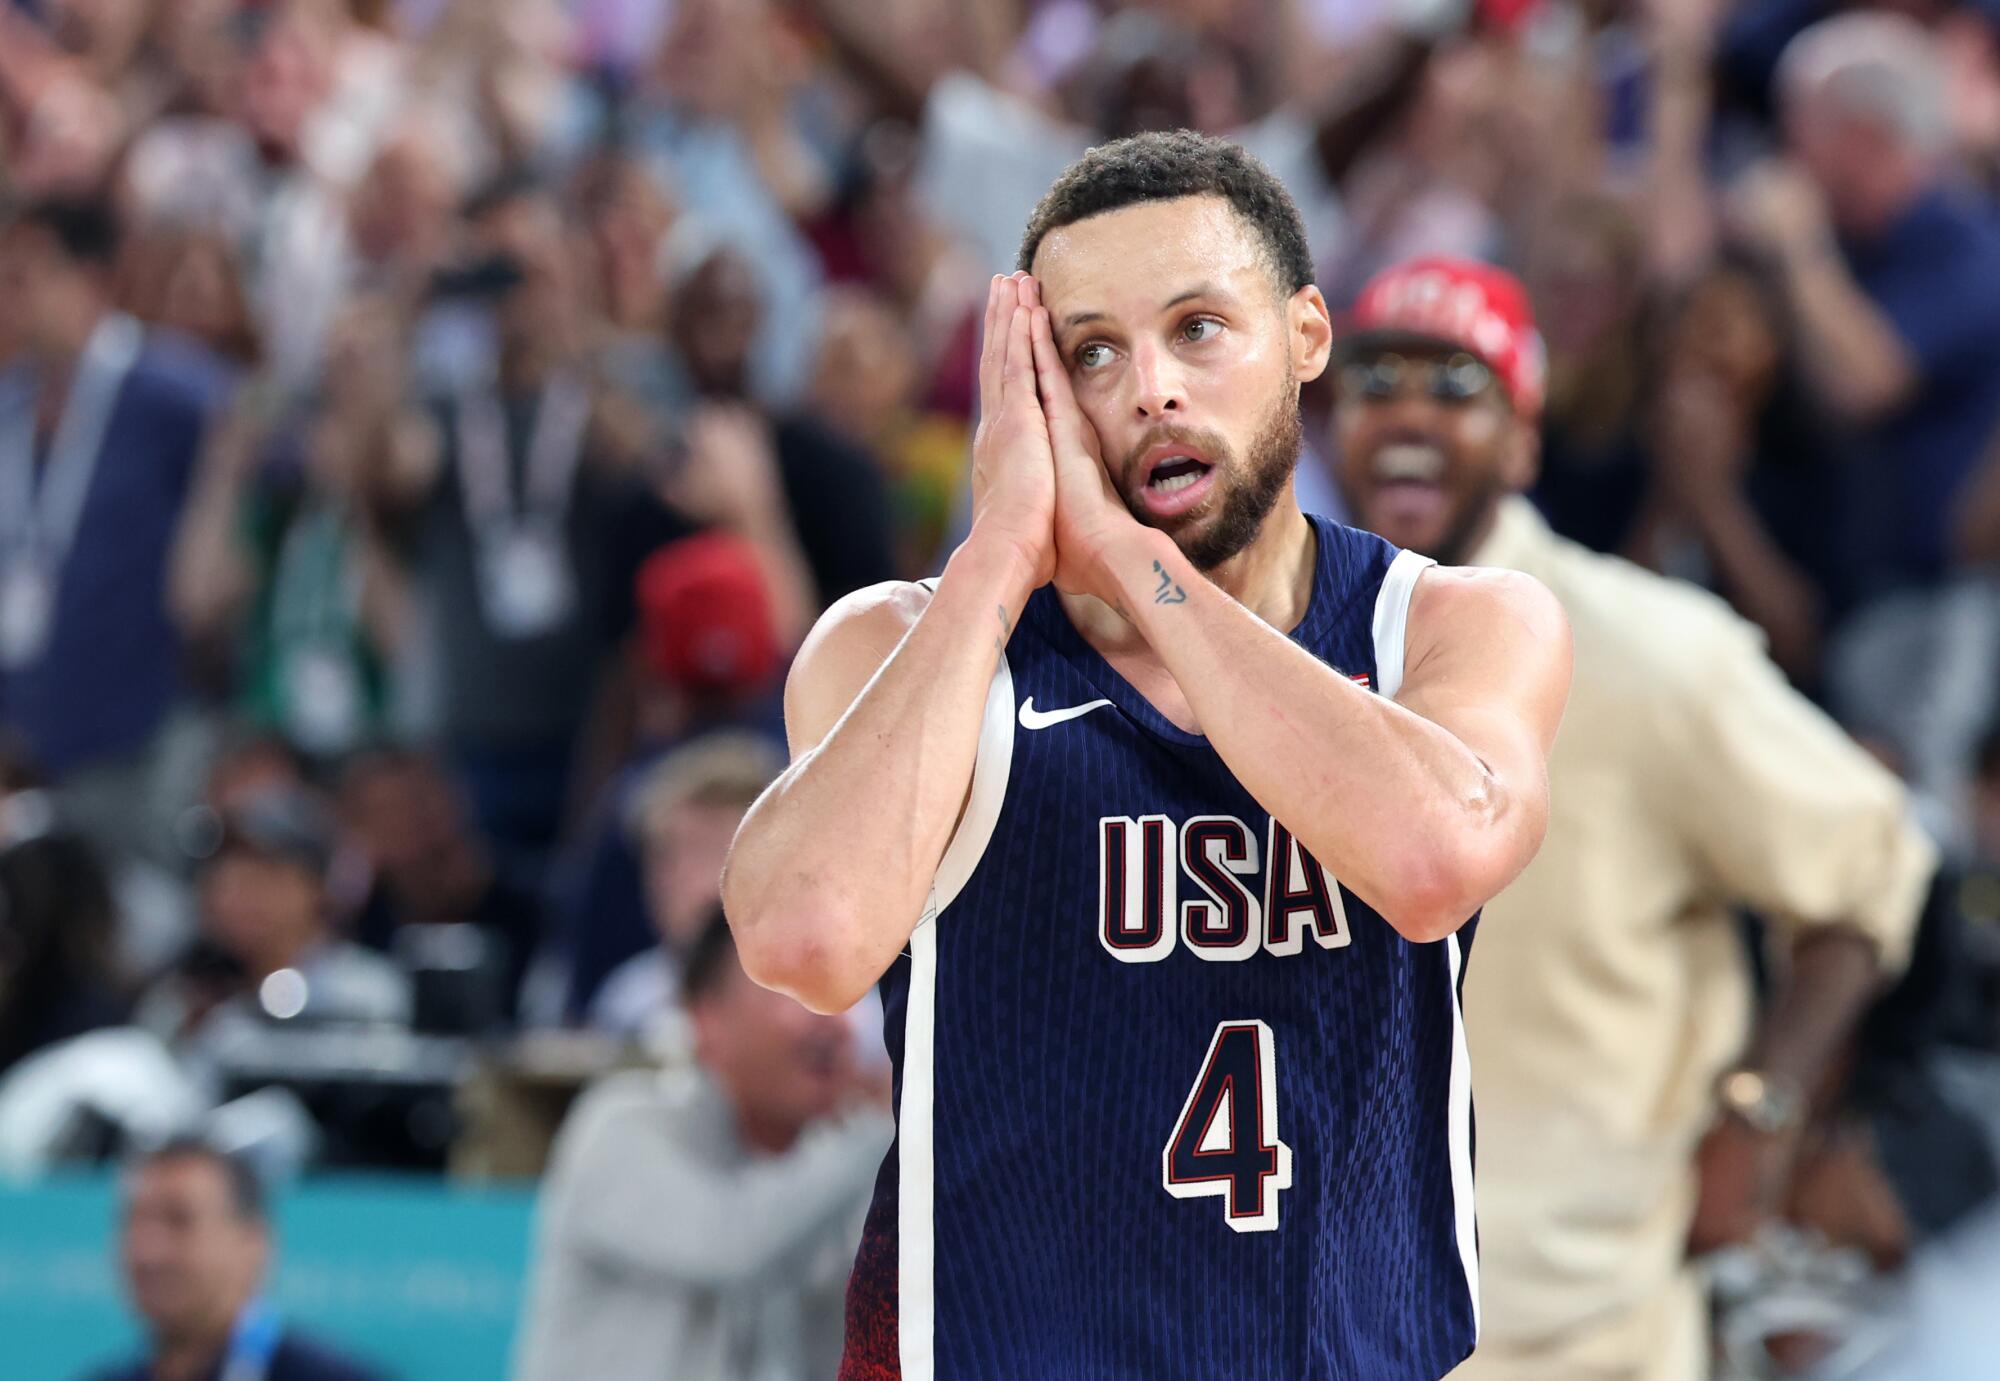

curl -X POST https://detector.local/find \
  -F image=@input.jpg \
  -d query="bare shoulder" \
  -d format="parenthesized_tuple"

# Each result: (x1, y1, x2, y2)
(1402, 565, 1573, 745)
(1409, 564, 1571, 653)
(784, 580, 938, 756)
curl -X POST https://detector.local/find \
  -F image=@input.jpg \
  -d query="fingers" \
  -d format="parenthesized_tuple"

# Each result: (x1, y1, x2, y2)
(1028, 299, 1083, 441)
(1001, 274, 1036, 407)
(977, 274, 1008, 420)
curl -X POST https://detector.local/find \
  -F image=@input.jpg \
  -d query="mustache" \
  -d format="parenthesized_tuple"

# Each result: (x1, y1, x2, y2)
(1116, 423, 1233, 481)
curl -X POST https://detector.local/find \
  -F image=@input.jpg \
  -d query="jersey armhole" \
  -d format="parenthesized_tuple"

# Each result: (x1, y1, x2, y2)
(1370, 549, 1435, 699)
(929, 650, 1015, 917)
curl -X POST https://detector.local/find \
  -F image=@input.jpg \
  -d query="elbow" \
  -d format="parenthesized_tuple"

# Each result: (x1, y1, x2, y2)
(1829, 368, 1914, 428)
(1370, 842, 1505, 946)
(1373, 884, 1477, 946)
(722, 871, 876, 1016)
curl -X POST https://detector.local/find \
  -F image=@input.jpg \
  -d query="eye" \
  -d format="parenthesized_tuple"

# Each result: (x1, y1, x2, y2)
(1075, 342, 1114, 370)
(1181, 316, 1222, 344)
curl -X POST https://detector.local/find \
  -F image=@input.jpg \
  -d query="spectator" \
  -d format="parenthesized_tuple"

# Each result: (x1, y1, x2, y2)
(383, 173, 649, 864)
(587, 733, 784, 1046)
(1736, 12, 2000, 846)
(662, 244, 899, 609)
(0, 196, 226, 871)
(332, 746, 542, 1020)
(171, 301, 415, 762)
(342, 123, 464, 310)
(812, 0, 1357, 275)
(629, 535, 788, 752)
(512, 912, 892, 1381)
(1522, 192, 1655, 558)
(619, 0, 834, 406)
(1645, 256, 1851, 691)
(538, 538, 789, 1028)
(0, 830, 128, 1077)
(802, 123, 983, 424)
(136, 786, 411, 1077)
(117, 224, 264, 376)
(81, 1136, 391, 1381)
(807, 286, 971, 575)
(1330, 256, 1937, 1380)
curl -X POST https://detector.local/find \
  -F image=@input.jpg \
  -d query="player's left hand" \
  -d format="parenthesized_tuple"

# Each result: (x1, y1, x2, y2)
(1022, 275, 1156, 609)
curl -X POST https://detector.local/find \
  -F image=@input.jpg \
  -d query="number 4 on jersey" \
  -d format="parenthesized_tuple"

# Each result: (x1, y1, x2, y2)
(1163, 1020, 1293, 1232)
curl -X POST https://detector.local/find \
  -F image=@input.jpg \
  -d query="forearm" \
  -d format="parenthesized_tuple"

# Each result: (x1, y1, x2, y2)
(1684, 480, 1800, 596)
(1112, 534, 1516, 938)
(1645, 43, 1716, 284)
(167, 469, 253, 638)
(1309, 33, 1432, 186)
(1746, 926, 1885, 1106)
(724, 532, 1038, 1010)
(804, 0, 940, 121)
(1779, 250, 1915, 422)
(737, 503, 819, 652)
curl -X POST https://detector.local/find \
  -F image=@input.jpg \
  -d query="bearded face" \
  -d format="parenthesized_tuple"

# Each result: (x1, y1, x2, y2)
(1031, 195, 1327, 574)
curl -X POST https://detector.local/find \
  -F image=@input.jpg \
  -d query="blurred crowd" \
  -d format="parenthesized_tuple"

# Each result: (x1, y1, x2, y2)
(2, 0, 2000, 1376)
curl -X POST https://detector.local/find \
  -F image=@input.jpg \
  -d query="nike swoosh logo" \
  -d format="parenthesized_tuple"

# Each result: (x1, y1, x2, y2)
(1018, 696, 1113, 730)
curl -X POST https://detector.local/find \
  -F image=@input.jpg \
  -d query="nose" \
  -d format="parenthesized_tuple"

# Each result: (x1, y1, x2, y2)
(1129, 339, 1185, 420)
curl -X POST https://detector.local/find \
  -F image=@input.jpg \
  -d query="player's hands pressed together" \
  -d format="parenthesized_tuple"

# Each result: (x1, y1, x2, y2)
(968, 273, 1059, 591)
(1022, 276, 1160, 609)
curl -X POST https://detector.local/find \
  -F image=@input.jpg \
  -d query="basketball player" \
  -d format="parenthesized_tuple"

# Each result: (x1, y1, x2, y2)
(722, 132, 1572, 1380)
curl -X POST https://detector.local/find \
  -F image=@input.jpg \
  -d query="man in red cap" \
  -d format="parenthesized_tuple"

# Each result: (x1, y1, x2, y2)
(1333, 256, 1937, 1380)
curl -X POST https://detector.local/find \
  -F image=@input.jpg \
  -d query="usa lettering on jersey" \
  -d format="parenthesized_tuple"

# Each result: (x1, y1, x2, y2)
(1097, 814, 1350, 962)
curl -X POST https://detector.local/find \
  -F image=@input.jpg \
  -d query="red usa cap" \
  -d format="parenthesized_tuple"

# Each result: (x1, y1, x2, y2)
(1344, 256, 1547, 415)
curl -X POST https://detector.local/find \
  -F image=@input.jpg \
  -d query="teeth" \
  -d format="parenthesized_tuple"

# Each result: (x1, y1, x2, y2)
(1154, 471, 1201, 494)
(1374, 443, 1446, 483)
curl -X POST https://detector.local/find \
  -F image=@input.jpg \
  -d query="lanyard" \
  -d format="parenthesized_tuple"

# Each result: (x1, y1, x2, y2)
(217, 1298, 281, 1381)
(270, 500, 362, 642)
(453, 371, 589, 535)
(0, 312, 143, 563)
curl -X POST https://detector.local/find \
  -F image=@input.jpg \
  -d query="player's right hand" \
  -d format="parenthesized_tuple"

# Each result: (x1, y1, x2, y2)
(967, 272, 1058, 588)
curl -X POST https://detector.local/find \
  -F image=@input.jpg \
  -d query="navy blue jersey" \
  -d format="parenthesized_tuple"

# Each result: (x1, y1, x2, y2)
(841, 517, 1480, 1381)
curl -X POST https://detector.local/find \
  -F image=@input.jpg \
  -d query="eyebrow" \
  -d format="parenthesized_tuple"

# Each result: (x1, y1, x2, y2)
(1055, 283, 1227, 336)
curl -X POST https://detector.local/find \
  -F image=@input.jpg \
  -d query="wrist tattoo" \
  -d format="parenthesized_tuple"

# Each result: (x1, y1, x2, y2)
(1152, 560, 1187, 605)
(994, 602, 1011, 655)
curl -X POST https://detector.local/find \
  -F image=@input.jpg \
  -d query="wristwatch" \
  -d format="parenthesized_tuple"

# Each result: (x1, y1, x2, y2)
(1715, 1067, 1806, 1135)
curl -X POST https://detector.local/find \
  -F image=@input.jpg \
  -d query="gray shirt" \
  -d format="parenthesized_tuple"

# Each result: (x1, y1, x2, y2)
(511, 1068, 893, 1381)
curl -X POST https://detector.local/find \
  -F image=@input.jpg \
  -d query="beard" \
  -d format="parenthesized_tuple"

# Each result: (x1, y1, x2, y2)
(1117, 384, 1303, 571)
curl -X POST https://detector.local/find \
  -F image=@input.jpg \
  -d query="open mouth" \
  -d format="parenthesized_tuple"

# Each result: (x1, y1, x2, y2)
(1138, 444, 1218, 518)
(1368, 442, 1450, 530)
(1372, 441, 1447, 485)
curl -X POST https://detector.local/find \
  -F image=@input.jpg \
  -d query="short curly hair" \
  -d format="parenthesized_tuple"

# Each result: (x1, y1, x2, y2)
(1016, 130, 1313, 297)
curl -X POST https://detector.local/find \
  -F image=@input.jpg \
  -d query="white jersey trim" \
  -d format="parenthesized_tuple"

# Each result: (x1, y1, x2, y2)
(1369, 547, 1433, 699)
(899, 650, 1015, 1378)
(1371, 547, 1477, 1336)
(1445, 931, 1481, 1340)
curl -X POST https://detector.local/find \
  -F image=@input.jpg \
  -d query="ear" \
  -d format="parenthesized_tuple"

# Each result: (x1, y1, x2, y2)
(1288, 284, 1333, 385)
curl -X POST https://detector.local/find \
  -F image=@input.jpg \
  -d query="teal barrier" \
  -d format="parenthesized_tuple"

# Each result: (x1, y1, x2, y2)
(0, 1175, 537, 1381)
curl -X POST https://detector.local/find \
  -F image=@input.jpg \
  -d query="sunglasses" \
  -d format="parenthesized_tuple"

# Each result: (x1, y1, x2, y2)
(1338, 352, 1497, 406)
